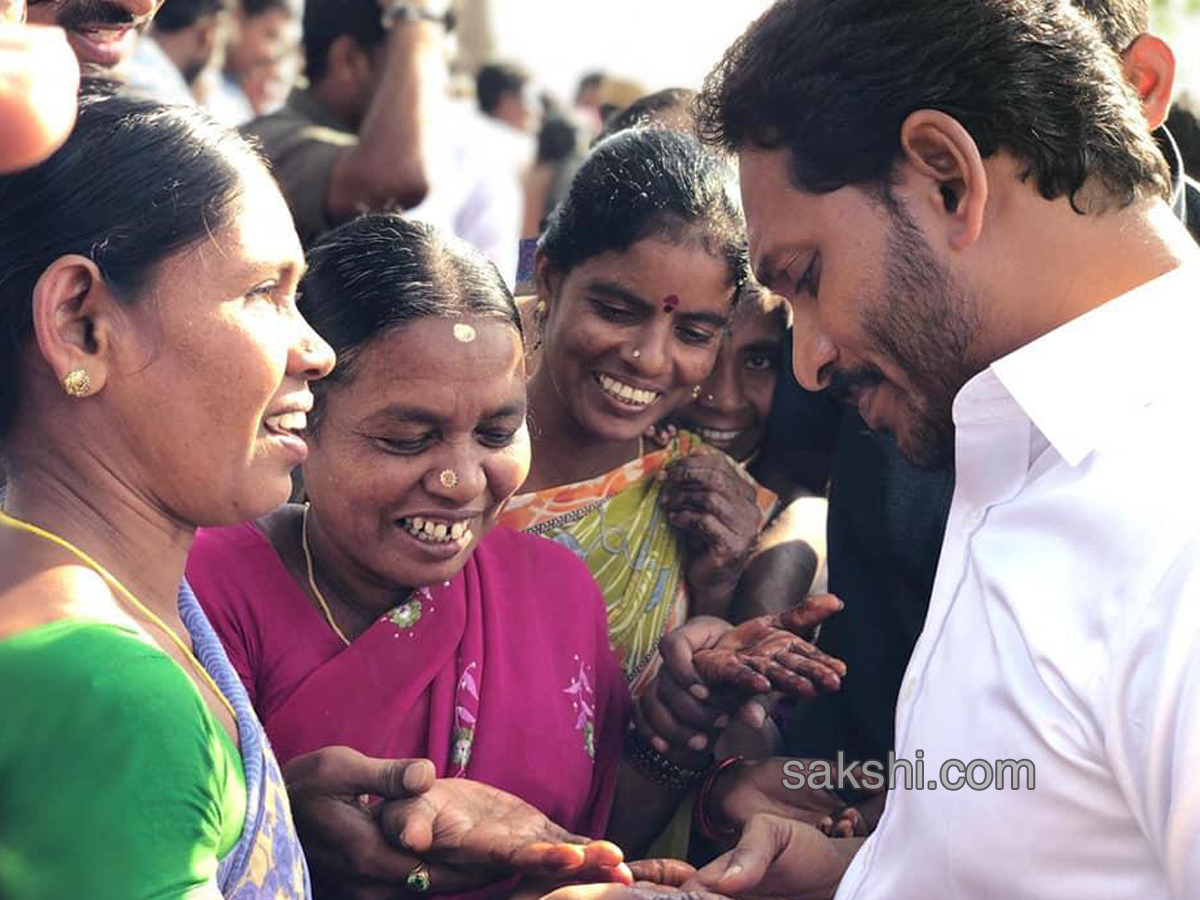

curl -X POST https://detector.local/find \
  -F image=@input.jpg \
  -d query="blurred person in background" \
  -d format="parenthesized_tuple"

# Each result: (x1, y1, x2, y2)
(126, 0, 228, 105)
(1167, 98, 1200, 178)
(574, 70, 605, 136)
(209, 0, 301, 124)
(242, 0, 447, 246)
(24, 0, 161, 69)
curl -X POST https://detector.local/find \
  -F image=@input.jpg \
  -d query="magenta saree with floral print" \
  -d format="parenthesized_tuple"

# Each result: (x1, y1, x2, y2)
(186, 521, 627, 843)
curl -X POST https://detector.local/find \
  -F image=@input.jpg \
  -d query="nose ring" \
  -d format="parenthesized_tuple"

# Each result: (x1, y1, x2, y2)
(439, 468, 459, 489)
(631, 349, 642, 360)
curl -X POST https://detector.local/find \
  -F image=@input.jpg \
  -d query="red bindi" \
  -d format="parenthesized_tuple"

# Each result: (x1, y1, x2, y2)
(662, 294, 680, 313)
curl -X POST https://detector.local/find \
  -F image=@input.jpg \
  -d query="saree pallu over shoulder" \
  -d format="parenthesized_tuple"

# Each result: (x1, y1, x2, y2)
(179, 580, 311, 900)
(500, 432, 776, 698)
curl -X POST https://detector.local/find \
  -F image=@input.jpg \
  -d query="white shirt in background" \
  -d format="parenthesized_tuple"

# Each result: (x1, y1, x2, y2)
(836, 263, 1200, 900)
(408, 100, 528, 287)
(125, 34, 195, 106)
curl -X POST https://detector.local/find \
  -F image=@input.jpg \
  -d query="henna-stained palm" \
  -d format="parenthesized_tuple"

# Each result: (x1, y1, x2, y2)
(693, 594, 846, 697)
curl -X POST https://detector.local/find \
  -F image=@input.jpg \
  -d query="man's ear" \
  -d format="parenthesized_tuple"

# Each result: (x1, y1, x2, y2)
(1121, 34, 1175, 132)
(30, 255, 122, 396)
(897, 109, 988, 252)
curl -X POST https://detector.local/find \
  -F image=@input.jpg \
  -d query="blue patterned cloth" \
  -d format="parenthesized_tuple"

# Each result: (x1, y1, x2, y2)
(179, 580, 312, 899)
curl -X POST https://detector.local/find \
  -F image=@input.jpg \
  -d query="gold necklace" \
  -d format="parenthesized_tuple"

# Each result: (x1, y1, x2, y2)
(0, 507, 237, 721)
(301, 504, 352, 646)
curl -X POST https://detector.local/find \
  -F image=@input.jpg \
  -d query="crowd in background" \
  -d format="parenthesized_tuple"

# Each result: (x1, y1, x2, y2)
(2, 1, 1200, 899)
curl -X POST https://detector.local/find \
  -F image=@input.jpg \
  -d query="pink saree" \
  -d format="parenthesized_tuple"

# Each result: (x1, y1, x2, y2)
(186, 522, 628, 842)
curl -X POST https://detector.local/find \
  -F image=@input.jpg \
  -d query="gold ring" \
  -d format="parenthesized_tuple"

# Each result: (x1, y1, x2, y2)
(439, 468, 459, 489)
(406, 862, 431, 893)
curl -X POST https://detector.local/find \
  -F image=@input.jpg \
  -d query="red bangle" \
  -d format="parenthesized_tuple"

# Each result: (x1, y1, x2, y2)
(694, 755, 746, 841)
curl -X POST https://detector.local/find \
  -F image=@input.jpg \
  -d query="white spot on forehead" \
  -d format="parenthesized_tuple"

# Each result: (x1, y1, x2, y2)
(453, 323, 477, 343)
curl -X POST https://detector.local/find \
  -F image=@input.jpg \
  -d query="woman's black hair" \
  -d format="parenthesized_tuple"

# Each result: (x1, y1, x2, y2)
(0, 79, 256, 439)
(298, 214, 522, 429)
(539, 128, 748, 290)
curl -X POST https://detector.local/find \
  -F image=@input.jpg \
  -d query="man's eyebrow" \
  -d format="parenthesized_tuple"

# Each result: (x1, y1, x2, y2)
(680, 311, 731, 329)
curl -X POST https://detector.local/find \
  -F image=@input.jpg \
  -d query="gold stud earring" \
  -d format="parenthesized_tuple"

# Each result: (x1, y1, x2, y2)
(534, 300, 547, 320)
(707, 394, 715, 402)
(62, 369, 91, 398)
(632, 349, 642, 360)
(692, 385, 702, 399)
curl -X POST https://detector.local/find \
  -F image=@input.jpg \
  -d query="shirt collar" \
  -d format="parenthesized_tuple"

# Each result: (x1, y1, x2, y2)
(1158, 125, 1188, 224)
(959, 264, 1199, 467)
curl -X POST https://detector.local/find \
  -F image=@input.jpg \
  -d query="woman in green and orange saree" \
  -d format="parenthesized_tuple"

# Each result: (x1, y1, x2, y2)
(500, 129, 803, 857)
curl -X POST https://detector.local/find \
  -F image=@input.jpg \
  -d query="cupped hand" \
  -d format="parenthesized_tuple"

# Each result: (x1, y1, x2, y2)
(539, 883, 733, 900)
(378, 777, 633, 885)
(693, 595, 846, 698)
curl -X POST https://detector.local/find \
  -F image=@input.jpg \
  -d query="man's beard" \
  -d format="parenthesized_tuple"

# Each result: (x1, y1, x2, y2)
(859, 192, 983, 470)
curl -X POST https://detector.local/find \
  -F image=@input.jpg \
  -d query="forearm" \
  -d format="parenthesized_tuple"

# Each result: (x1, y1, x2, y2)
(338, 19, 443, 212)
(604, 762, 692, 857)
(730, 497, 825, 622)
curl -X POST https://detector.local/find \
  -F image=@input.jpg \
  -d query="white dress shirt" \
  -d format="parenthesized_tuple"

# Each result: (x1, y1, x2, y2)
(836, 262, 1200, 899)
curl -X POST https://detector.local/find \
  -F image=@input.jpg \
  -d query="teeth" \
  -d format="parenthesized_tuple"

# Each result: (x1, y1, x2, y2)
(399, 517, 472, 545)
(597, 374, 659, 408)
(265, 411, 307, 433)
(697, 427, 744, 444)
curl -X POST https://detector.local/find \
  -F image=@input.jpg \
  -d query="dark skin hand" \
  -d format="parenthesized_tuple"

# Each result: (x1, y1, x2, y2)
(285, 746, 631, 900)
(635, 597, 845, 755)
(659, 454, 763, 618)
(684, 813, 861, 900)
(379, 778, 632, 884)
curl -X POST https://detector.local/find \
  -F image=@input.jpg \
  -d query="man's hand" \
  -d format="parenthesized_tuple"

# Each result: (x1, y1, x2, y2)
(709, 758, 843, 833)
(684, 814, 855, 900)
(378, 778, 633, 885)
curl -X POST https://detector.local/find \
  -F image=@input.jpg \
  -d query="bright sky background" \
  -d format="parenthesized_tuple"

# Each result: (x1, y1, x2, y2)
(484, 1, 1200, 105)
(486, 1, 776, 102)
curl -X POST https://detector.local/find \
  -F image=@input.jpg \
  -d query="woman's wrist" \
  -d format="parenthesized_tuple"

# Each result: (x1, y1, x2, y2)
(694, 756, 748, 840)
(624, 729, 713, 791)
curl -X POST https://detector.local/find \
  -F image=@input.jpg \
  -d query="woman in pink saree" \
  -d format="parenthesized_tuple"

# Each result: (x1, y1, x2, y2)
(186, 215, 628, 898)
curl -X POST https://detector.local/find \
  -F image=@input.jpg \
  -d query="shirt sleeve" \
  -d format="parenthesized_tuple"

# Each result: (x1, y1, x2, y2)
(0, 625, 245, 900)
(243, 116, 354, 244)
(1105, 538, 1200, 898)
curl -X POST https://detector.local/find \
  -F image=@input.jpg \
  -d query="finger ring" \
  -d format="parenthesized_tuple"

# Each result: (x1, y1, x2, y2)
(406, 862, 432, 893)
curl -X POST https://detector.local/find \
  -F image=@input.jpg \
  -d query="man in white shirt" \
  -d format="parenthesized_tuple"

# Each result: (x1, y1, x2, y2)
(662, 1, 1200, 898)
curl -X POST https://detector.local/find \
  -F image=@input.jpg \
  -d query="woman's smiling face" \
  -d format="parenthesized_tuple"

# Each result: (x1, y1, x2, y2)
(536, 235, 739, 443)
(301, 316, 530, 590)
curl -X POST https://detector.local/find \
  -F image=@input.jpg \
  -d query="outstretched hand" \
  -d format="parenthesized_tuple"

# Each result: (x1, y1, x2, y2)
(693, 595, 846, 698)
(378, 777, 633, 885)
